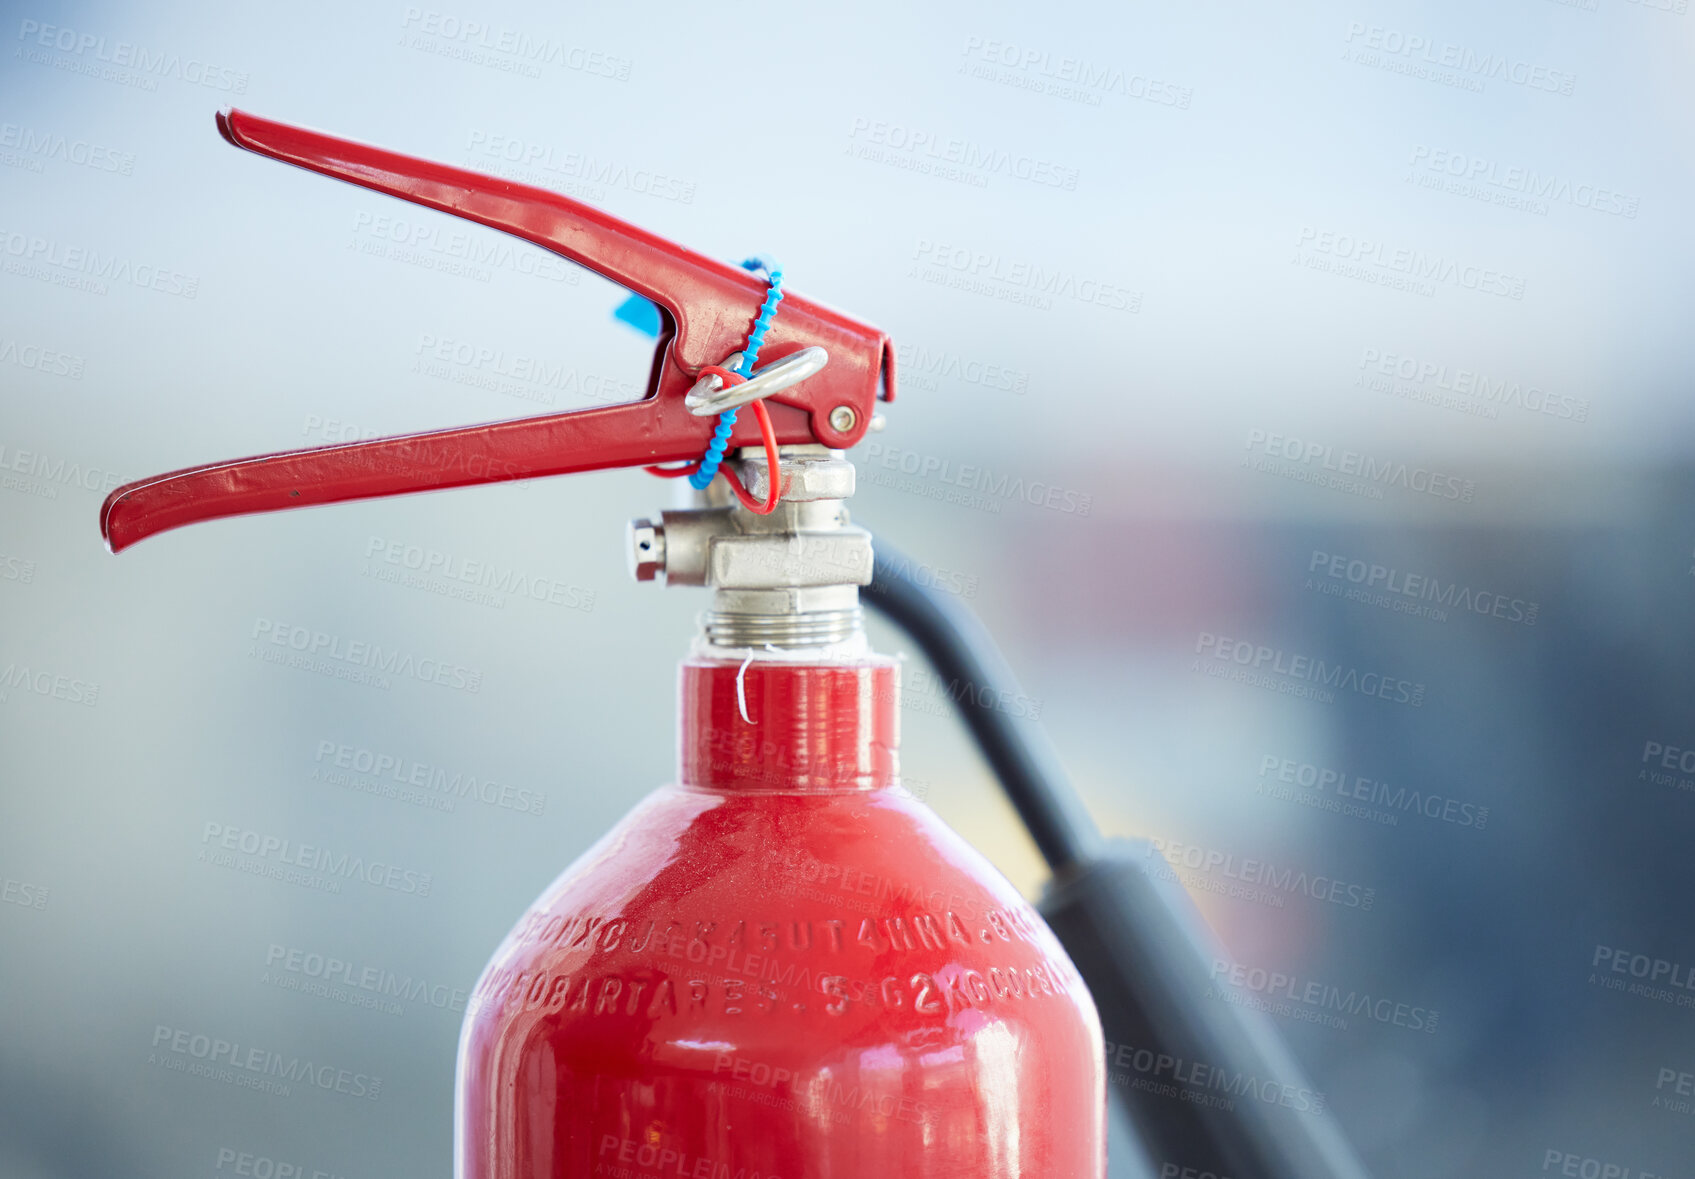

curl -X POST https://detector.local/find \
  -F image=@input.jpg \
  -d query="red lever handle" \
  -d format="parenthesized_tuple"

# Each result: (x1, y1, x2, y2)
(100, 110, 895, 553)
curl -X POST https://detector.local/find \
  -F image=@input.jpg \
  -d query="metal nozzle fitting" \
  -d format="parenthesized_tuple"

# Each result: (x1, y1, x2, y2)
(627, 520, 666, 582)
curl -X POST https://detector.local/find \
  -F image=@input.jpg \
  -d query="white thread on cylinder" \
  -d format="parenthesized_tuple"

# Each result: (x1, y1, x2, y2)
(735, 654, 756, 725)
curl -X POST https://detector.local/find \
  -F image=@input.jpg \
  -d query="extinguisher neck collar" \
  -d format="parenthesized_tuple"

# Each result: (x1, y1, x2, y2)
(677, 655, 901, 793)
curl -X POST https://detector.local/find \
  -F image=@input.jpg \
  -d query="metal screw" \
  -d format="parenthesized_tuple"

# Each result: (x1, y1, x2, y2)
(828, 405, 857, 434)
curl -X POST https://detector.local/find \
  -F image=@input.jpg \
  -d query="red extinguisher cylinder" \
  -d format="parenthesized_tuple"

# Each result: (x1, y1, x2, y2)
(455, 655, 1107, 1177)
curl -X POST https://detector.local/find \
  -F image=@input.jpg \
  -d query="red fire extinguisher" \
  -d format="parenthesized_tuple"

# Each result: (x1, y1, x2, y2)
(103, 110, 1107, 1178)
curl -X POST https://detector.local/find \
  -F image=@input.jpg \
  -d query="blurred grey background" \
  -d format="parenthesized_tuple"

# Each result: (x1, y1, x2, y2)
(3, 0, 1693, 1176)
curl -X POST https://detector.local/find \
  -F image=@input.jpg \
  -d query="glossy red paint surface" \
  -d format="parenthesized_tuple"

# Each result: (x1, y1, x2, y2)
(100, 110, 896, 553)
(678, 659, 901, 793)
(456, 657, 1107, 1177)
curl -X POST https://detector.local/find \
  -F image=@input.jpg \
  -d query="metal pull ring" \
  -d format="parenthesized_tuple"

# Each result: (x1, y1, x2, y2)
(684, 346, 830, 417)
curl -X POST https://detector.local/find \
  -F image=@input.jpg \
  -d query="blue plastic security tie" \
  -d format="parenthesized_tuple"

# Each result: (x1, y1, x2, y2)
(689, 258, 784, 491)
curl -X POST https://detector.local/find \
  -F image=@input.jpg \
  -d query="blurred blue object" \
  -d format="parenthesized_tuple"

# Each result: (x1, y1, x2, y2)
(613, 293, 661, 338)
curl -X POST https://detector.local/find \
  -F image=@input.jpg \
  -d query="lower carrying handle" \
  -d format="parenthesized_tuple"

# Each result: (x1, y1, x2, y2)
(100, 396, 821, 553)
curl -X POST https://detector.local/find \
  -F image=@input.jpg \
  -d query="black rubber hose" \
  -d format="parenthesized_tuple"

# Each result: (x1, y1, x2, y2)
(863, 535, 1373, 1179)
(862, 538, 1101, 874)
